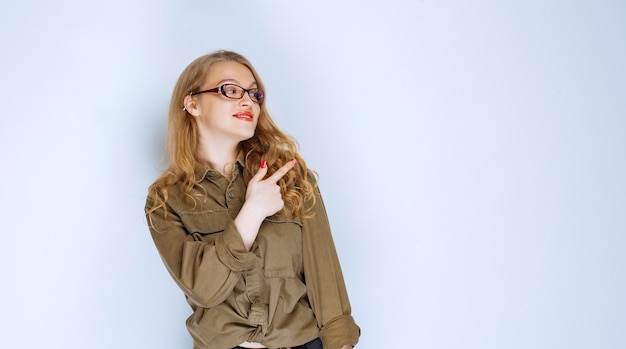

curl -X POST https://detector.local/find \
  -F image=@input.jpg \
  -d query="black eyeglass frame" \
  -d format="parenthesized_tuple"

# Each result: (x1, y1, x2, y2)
(189, 84, 265, 104)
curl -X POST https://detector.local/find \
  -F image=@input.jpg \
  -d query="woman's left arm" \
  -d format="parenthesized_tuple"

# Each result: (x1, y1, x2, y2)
(302, 179, 360, 349)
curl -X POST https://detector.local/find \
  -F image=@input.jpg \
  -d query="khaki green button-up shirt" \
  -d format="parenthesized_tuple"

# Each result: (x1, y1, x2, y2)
(145, 161, 360, 349)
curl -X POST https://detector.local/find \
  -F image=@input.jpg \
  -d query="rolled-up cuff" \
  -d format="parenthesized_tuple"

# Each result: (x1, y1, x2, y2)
(320, 315, 360, 349)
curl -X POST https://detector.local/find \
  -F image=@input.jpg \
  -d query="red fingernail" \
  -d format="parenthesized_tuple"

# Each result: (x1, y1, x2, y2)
(261, 160, 267, 169)
(290, 159, 297, 165)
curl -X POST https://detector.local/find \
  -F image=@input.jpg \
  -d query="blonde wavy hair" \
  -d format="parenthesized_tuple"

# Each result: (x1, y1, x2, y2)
(147, 50, 316, 218)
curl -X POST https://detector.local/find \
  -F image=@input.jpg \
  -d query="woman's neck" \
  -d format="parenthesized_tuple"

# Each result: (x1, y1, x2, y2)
(198, 143, 238, 179)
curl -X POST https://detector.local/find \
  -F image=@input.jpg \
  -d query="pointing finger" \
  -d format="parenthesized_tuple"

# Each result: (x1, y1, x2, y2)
(267, 159, 297, 183)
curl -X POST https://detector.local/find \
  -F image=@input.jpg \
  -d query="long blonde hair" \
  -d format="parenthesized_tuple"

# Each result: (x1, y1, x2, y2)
(147, 50, 316, 219)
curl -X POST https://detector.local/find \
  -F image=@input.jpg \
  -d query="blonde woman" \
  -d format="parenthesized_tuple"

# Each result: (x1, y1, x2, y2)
(145, 50, 360, 349)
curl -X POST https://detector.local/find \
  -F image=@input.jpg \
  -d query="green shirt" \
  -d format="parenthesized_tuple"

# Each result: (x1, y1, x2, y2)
(145, 160, 360, 349)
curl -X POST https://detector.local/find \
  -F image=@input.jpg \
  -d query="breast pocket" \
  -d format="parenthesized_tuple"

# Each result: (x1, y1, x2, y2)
(259, 216, 303, 279)
(180, 208, 231, 243)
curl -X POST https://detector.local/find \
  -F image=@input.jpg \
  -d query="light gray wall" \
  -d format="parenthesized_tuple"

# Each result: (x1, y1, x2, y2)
(1, 1, 624, 348)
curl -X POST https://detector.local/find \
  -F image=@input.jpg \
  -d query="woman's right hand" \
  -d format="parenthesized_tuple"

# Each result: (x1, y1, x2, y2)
(246, 159, 297, 219)
(234, 159, 297, 250)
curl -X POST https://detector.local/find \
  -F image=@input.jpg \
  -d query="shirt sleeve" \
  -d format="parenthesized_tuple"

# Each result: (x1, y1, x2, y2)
(145, 196, 258, 308)
(302, 182, 361, 348)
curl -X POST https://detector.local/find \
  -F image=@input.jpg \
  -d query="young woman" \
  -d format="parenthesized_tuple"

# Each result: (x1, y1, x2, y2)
(145, 50, 360, 349)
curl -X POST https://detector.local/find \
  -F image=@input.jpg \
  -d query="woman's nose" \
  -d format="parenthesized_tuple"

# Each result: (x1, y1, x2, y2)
(239, 91, 254, 105)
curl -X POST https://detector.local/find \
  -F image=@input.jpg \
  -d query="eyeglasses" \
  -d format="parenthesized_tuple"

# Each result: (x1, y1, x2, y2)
(189, 84, 265, 104)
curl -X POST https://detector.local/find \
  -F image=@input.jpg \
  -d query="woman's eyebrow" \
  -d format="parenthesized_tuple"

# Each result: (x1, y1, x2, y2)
(214, 78, 258, 87)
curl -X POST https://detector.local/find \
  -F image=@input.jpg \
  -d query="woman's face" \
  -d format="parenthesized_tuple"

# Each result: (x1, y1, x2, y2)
(186, 61, 261, 144)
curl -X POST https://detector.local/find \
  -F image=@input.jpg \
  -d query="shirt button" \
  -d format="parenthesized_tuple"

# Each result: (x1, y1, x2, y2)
(228, 192, 234, 199)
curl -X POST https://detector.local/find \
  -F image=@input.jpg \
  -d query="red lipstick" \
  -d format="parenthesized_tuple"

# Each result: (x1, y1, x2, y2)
(232, 110, 253, 122)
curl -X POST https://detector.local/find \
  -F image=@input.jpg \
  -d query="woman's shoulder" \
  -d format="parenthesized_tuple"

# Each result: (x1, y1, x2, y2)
(146, 168, 209, 208)
(305, 167, 319, 185)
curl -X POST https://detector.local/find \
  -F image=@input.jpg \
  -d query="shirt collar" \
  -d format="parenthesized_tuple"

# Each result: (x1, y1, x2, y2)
(194, 152, 245, 183)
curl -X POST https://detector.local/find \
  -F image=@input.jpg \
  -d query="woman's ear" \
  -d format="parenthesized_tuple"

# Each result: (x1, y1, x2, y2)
(183, 95, 200, 116)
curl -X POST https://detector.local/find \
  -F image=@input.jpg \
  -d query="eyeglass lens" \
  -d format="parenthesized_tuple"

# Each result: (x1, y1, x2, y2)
(222, 84, 264, 104)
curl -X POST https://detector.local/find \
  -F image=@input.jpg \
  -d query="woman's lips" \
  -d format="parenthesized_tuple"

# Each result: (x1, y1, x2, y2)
(232, 111, 253, 122)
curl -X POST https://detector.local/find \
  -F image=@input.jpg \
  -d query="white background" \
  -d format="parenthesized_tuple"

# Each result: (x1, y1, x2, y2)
(1, 1, 625, 348)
